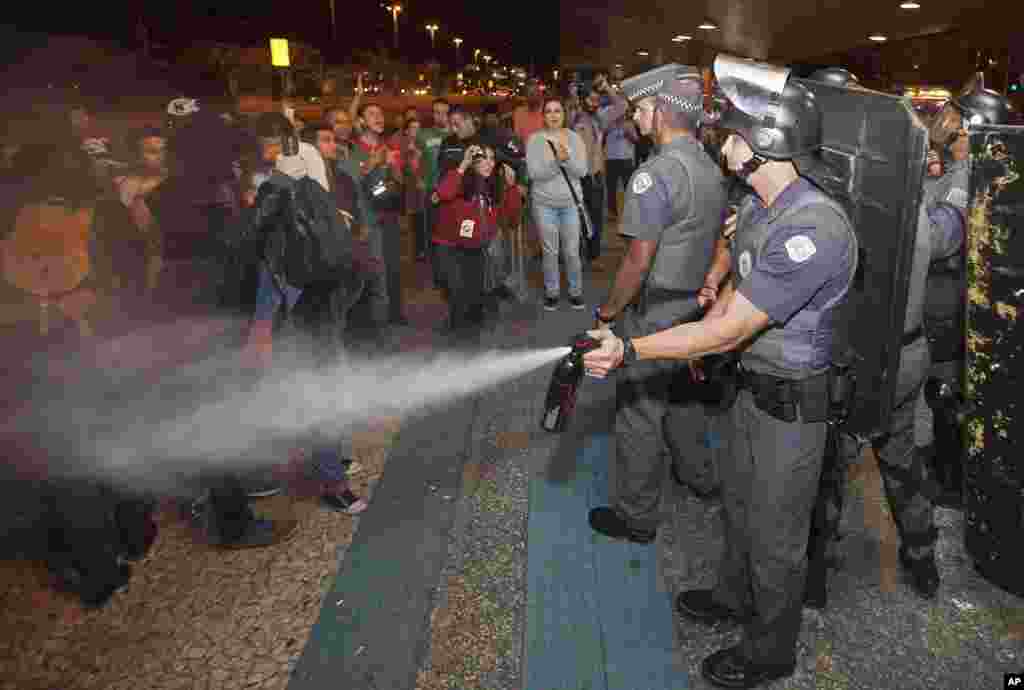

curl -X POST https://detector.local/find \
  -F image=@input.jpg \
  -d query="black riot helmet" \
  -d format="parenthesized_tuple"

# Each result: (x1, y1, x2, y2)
(808, 67, 860, 88)
(951, 78, 1012, 127)
(931, 73, 1013, 149)
(713, 54, 822, 162)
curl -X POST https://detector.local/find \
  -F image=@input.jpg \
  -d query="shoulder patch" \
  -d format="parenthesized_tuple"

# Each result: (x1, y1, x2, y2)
(784, 235, 817, 263)
(632, 171, 653, 195)
(945, 187, 968, 209)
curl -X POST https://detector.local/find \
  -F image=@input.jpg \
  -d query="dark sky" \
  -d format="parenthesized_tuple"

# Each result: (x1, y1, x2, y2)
(7, 0, 560, 72)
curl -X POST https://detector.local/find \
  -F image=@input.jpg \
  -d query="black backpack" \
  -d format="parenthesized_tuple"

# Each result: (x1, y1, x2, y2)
(273, 175, 354, 288)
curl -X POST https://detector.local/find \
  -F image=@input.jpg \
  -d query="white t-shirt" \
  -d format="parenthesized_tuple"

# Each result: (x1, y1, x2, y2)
(276, 141, 329, 192)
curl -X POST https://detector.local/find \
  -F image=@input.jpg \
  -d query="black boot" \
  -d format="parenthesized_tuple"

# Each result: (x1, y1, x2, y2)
(900, 547, 940, 599)
(899, 527, 940, 599)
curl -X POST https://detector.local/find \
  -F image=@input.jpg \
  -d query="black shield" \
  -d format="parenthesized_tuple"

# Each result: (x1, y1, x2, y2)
(793, 79, 928, 435)
(963, 124, 1024, 598)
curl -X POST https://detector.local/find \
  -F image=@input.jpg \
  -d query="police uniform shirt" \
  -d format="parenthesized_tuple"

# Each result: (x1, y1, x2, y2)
(619, 140, 693, 242)
(737, 177, 855, 326)
(922, 158, 969, 261)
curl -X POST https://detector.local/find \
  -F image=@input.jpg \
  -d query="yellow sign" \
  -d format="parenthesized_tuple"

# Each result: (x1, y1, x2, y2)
(270, 38, 290, 68)
(904, 86, 951, 101)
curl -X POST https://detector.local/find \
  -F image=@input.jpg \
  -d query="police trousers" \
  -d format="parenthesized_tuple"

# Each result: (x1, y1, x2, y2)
(871, 335, 937, 558)
(613, 307, 694, 530)
(712, 388, 828, 665)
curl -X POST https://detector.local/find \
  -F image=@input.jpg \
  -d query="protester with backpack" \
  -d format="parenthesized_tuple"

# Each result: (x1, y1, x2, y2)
(227, 113, 356, 369)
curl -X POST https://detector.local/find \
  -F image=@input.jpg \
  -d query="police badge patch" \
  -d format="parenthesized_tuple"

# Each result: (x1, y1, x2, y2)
(784, 235, 817, 262)
(946, 187, 968, 208)
(632, 172, 653, 195)
(738, 250, 752, 278)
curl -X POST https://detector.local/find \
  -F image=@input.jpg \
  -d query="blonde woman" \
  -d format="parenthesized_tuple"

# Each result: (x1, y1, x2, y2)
(525, 97, 588, 311)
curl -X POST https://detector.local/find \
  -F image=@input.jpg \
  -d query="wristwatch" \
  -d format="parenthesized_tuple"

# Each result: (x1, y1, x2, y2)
(621, 338, 638, 367)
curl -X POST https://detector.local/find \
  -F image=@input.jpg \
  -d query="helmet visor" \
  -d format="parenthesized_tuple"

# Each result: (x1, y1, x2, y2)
(713, 54, 791, 123)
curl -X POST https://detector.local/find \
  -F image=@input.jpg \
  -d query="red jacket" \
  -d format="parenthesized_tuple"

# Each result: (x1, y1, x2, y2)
(434, 169, 522, 249)
(354, 135, 417, 180)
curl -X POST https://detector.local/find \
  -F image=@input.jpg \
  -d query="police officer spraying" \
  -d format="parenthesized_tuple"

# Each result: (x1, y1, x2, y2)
(916, 77, 1012, 508)
(585, 56, 857, 688)
(587, 64, 726, 544)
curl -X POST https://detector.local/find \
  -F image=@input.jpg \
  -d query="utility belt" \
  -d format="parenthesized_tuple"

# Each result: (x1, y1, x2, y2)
(738, 365, 854, 424)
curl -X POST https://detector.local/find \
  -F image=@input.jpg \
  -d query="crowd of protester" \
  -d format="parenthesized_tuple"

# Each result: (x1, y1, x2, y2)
(0, 68, 668, 606)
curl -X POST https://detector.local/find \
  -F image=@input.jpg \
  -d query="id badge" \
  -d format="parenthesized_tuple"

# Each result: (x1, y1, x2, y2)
(459, 219, 476, 238)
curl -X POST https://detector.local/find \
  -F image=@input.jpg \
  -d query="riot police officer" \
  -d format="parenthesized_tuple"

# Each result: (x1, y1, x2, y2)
(888, 79, 1015, 588)
(585, 55, 858, 688)
(586, 64, 726, 543)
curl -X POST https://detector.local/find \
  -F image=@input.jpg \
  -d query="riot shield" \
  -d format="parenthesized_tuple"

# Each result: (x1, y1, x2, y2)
(963, 124, 1024, 598)
(793, 79, 929, 435)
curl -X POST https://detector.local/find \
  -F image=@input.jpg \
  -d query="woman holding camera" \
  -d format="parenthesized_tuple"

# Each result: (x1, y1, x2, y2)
(434, 144, 521, 335)
(525, 97, 588, 311)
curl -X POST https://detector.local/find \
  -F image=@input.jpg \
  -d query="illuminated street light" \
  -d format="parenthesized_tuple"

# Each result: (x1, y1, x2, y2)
(382, 3, 402, 51)
(483, 54, 493, 66)
(425, 23, 439, 52)
(454, 37, 463, 64)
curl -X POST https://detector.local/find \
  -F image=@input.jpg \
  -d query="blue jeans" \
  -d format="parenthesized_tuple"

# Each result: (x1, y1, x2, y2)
(254, 263, 303, 322)
(533, 202, 582, 299)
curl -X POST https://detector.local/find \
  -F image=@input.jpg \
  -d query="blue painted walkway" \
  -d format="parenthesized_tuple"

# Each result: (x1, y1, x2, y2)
(525, 432, 688, 690)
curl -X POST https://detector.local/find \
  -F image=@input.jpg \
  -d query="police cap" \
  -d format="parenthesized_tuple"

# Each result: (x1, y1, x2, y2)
(621, 63, 704, 125)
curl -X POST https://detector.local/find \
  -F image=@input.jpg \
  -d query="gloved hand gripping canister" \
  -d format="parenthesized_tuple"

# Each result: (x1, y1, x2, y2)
(540, 334, 603, 432)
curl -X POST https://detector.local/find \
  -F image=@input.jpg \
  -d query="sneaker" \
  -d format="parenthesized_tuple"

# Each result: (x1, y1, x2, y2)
(569, 295, 586, 310)
(543, 296, 559, 311)
(321, 490, 369, 515)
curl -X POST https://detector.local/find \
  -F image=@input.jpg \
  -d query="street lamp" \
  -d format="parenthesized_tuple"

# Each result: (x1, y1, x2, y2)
(425, 23, 439, 52)
(483, 54, 492, 67)
(474, 48, 481, 64)
(454, 37, 463, 65)
(383, 3, 402, 51)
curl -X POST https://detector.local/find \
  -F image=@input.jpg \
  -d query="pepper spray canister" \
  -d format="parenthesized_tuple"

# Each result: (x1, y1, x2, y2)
(540, 333, 603, 432)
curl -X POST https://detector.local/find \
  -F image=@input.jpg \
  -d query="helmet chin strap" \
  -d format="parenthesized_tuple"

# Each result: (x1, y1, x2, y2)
(738, 153, 768, 181)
